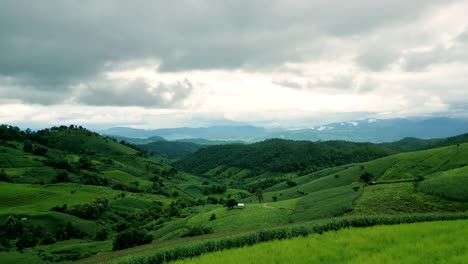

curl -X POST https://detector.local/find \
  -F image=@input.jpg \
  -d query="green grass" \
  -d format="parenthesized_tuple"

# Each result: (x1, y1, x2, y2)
(186, 199, 297, 233)
(172, 220, 468, 264)
(420, 166, 468, 201)
(39, 129, 138, 155)
(103, 169, 153, 188)
(291, 185, 362, 222)
(351, 182, 468, 215)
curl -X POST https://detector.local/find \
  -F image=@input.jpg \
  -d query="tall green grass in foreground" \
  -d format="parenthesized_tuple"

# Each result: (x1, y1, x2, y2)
(115, 213, 468, 264)
(173, 220, 468, 264)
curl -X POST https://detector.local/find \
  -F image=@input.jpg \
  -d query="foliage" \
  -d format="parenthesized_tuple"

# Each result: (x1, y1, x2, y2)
(175, 139, 392, 174)
(209, 214, 216, 221)
(224, 199, 238, 209)
(117, 213, 468, 264)
(138, 141, 202, 159)
(360, 172, 373, 183)
(255, 188, 264, 203)
(112, 228, 153, 251)
(0, 169, 10, 182)
(172, 220, 468, 264)
(56, 198, 109, 220)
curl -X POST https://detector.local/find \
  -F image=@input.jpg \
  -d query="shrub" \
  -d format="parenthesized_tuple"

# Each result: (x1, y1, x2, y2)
(39, 232, 56, 245)
(0, 169, 10, 182)
(56, 222, 86, 240)
(112, 228, 153, 251)
(225, 199, 237, 209)
(94, 228, 109, 241)
(209, 214, 216, 221)
(360, 172, 373, 183)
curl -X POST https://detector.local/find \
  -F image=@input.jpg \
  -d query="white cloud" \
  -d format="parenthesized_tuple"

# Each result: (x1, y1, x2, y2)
(1, 1, 468, 128)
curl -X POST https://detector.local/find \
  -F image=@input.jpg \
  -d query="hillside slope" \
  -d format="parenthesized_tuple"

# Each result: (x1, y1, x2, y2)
(175, 139, 393, 174)
(138, 141, 202, 159)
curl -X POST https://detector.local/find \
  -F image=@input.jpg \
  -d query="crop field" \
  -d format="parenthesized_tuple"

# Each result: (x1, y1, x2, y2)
(292, 185, 361, 222)
(420, 166, 468, 201)
(172, 220, 468, 264)
(0, 182, 170, 215)
(351, 182, 468, 215)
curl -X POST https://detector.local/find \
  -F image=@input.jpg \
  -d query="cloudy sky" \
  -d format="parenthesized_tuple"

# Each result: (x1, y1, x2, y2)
(1, 0, 468, 129)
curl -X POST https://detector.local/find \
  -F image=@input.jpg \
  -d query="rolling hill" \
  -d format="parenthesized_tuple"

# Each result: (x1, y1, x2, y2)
(175, 138, 393, 174)
(138, 141, 203, 159)
(1, 124, 468, 264)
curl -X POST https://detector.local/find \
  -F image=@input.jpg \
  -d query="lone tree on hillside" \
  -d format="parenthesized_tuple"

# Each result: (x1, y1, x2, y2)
(225, 199, 237, 209)
(360, 172, 373, 183)
(255, 188, 264, 203)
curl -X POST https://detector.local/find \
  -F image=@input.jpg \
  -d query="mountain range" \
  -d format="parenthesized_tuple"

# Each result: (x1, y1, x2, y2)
(99, 117, 468, 143)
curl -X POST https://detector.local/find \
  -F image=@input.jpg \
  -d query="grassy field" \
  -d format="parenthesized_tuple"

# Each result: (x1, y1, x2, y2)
(172, 220, 468, 264)
(420, 166, 468, 201)
(292, 185, 362, 222)
(351, 182, 468, 215)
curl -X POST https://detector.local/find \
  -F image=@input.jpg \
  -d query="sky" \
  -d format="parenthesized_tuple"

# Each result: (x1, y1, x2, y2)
(1, 0, 468, 129)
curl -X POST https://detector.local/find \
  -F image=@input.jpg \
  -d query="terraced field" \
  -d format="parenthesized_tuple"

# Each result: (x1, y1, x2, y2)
(172, 220, 468, 264)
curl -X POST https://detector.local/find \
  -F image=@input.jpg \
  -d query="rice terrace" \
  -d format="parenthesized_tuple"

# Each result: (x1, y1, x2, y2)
(1, 1, 468, 263)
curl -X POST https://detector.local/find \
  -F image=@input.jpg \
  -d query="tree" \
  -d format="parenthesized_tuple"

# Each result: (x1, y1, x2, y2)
(209, 213, 216, 221)
(255, 188, 264, 203)
(360, 172, 373, 183)
(225, 199, 237, 209)
(413, 175, 424, 191)
(94, 228, 108, 241)
(0, 169, 10, 182)
(112, 228, 152, 251)
(39, 232, 56, 245)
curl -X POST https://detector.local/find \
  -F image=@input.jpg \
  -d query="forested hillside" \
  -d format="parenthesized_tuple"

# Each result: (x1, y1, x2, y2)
(175, 138, 393, 174)
(138, 141, 202, 159)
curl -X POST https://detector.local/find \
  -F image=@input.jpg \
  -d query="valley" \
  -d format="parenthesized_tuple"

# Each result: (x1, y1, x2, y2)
(0, 124, 467, 263)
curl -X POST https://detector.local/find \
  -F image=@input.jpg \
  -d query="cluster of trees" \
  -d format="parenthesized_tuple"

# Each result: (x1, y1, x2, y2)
(0, 125, 25, 141)
(175, 139, 392, 174)
(112, 228, 152, 251)
(0, 216, 86, 251)
(201, 185, 227, 195)
(52, 198, 109, 220)
(138, 141, 201, 160)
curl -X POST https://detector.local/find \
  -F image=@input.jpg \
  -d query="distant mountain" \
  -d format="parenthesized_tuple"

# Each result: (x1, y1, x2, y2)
(100, 117, 468, 143)
(267, 117, 468, 143)
(106, 135, 167, 145)
(175, 138, 245, 145)
(100, 125, 268, 141)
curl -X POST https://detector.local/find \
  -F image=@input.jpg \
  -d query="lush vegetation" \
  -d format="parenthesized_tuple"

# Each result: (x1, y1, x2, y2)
(175, 138, 393, 174)
(1, 123, 467, 263)
(171, 220, 468, 264)
(113, 214, 468, 264)
(138, 141, 202, 160)
(381, 132, 468, 152)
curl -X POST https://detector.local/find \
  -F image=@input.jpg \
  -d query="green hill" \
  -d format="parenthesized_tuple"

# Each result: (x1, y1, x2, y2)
(175, 138, 393, 174)
(381, 132, 468, 153)
(138, 141, 202, 159)
(29, 126, 138, 156)
(1, 124, 468, 264)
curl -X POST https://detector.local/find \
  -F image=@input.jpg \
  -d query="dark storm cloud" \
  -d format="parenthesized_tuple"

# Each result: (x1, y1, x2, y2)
(0, 0, 446, 95)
